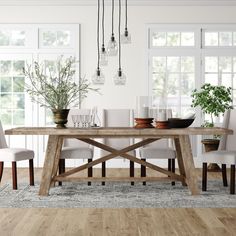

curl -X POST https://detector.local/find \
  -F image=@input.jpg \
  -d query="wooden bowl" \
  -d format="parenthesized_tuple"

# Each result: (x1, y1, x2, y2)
(134, 118, 154, 128)
(168, 118, 194, 128)
(155, 121, 169, 129)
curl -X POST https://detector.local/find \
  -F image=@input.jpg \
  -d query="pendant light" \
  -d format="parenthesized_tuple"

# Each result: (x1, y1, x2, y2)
(121, 0, 131, 44)
(113, 0, 126, 85)
(107, 0, 118, 56)
(92, 0, 105, 85)
(100, 0, 108, 66)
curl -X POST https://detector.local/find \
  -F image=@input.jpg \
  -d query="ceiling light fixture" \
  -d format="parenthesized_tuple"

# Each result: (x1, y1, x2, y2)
(121, 0, 131, 44)
(113, 0, 126, 85)
(92, 0, 105, 85)
(107, 0, 118, 56)
(100, 0, 108, 66)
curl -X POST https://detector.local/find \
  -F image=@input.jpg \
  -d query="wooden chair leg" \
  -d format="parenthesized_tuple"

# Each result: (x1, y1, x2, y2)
(130, 161, 134, 186)
(222, 164, 228, 187)
(58, 159, 65, 186)
(88, 159, 93, 186)
(29, 159, 34, 186)
(0, 162, 4, 182)
(202, 163, 207, 191)
(171, 159, 175, 186)
(12, 161, 17, 190)
(102, 162, 106, 186)
(230, 165, 235, 194)
(141, 158, 146, 185)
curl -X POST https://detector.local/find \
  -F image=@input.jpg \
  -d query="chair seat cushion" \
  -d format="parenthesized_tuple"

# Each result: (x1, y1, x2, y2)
(61, 147, 93, 159)
(0, 148, 34, 161)
(140, 147, 176, 159)
(201, 150, 236, 165)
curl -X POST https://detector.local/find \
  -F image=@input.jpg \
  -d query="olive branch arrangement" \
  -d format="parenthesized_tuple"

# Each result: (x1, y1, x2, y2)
(23, 56, 99, 109)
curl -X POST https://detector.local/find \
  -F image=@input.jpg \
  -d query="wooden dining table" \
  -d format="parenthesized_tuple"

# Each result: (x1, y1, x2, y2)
(5, 126, 233, 196)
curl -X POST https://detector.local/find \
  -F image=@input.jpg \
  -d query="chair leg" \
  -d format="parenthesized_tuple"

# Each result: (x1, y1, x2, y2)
(0, 162, 4, 182)
(171, 159, 175, 186)
(102, 162, 106, 186)
(222, 164, 228, 187)
(230, 165, 235, 194)
(12, 161, 17, 190)
(29, 159, 34, 186)
(202, 163, 207, 191)
(141, 158, 146, 186)
(130, 161, 134, 186)
(88, 159, 93, 186)
(58, 159, 65, 186)
(168, 159, 171, 184)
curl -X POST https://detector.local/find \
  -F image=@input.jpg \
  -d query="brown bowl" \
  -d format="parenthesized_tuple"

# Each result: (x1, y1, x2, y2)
(168, 118, 194, 128)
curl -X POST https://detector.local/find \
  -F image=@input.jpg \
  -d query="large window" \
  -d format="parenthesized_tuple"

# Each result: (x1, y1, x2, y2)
(0, 24, 80, 167)
(148, 25, 236, 157)
(148, 25, 236, 123)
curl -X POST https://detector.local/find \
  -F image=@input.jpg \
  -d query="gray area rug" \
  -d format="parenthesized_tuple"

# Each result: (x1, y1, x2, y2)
(0, 181, 235, 208)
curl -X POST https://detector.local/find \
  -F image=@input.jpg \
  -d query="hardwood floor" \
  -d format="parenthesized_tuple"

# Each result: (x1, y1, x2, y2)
(0, 168, 235, 236)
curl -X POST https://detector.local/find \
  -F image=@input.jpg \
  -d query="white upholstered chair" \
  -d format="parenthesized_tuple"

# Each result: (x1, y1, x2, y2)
(202, 109, 236, 194)
(139, 109, 176, 185)
(101, 109, 135, 185)
(0, 121, 34, 190)
(59, 109, 94, 185)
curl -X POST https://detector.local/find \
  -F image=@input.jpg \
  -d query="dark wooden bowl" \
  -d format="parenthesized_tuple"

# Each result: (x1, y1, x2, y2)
(168, 118, 194, 128)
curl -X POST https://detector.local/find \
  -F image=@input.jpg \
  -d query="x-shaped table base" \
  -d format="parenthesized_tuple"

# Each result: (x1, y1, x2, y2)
(39, 135, 199, 196)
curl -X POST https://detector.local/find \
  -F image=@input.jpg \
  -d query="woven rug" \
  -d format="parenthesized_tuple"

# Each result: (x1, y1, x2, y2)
(0, 181, 235, 208)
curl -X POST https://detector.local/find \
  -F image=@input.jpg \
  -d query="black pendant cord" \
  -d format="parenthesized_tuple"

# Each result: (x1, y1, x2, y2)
(97, 0, 100, 70)
(111, 0, 114, 38)
(125, 0, 128, 30)
(118, 0, 121, 71)
(102, 0, 105, 49)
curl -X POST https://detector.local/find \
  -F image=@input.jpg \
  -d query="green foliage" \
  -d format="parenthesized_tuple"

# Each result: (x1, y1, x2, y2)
(191, 83, 233, 126)
(23, 56, 99, 109)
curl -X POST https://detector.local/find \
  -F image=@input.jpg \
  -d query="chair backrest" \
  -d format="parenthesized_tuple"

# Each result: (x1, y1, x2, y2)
(0, 120, 8, 149)
(64, 109, 91, 148)
(102, 109, 134, 148)
(225, 109, 236, 151)
(218, 110, 230, 150)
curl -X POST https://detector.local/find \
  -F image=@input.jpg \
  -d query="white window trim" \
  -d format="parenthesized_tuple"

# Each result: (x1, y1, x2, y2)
(147, 24, 236, 160)
(0, 23, 80, 167)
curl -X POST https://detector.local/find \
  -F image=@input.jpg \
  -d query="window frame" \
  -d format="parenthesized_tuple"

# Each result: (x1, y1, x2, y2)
(0, 23, 80, 167)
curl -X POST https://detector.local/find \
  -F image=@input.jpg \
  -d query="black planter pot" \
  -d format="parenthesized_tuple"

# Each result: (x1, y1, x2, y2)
(51, 109, 70, 128)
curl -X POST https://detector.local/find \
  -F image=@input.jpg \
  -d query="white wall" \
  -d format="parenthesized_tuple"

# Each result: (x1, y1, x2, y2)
(1, 5, 235, 167)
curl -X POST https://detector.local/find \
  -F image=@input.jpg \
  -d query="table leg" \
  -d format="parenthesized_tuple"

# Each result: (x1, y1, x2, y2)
(39, 135, 61, 196)
(174, 138, 187, 186)
(179, 135, 200, 195)
(51, 137, 63, 187)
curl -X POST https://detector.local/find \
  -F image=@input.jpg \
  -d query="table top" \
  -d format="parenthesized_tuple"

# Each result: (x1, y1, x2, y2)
(5, 126, 233, 138)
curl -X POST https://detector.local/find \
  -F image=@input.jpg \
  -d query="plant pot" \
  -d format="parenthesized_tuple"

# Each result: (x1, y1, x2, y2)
(201, 139, 220, 172)
(52, 109, 70, 128)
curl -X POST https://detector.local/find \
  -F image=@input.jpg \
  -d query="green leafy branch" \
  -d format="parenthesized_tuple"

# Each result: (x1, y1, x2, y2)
(191, 83, 233, 126)
(23, 56, 99, 109)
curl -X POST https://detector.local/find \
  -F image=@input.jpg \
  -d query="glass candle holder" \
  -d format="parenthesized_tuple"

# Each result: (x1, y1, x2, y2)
(135, 96, 152, 118)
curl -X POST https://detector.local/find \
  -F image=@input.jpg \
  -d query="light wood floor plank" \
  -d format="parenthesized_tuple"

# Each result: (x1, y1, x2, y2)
(0, 168, 235, 235)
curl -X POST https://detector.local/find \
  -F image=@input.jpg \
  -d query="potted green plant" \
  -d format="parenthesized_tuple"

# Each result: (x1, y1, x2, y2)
(191, 83, 233, 127)
(191, 83, 233, 171)
(23, 56, 99, 128)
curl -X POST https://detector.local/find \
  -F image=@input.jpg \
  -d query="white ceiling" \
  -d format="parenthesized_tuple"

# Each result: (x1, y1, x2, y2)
(0, 0, 236, 6)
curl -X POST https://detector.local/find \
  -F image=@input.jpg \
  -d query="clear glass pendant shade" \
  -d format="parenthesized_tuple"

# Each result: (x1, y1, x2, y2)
(121, 29, 131, 44)
(92, 68, 105, 85)
(114, 69, 126, 85)
(107, 36, 118, 56)
(100, 47, 108, 66)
